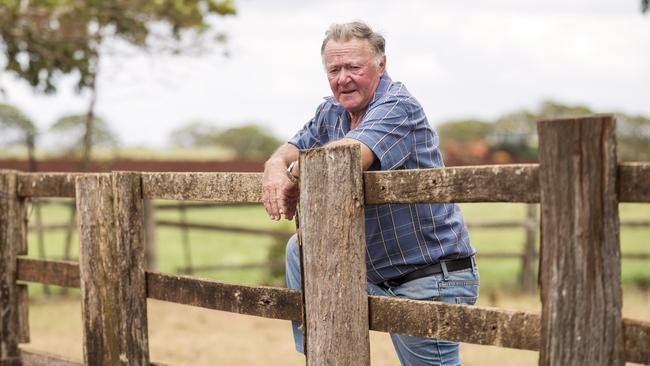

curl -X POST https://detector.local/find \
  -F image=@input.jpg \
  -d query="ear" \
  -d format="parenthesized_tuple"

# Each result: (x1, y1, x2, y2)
(378, 55, 386, 75)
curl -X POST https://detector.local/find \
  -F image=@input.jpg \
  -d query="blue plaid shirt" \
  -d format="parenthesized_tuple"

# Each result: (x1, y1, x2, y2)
(289, 73, 475, 284)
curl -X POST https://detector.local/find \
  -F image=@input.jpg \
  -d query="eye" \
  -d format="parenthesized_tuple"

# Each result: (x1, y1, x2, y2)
(349, 65, 363, 74)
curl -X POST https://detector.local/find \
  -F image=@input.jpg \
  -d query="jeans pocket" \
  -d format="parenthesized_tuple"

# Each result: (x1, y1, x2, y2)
(455, 296, 478, 305)
(438, 268, 480, 300)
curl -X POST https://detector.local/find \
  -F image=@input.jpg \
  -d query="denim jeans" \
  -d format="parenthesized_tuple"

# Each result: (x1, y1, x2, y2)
(285, 234, 480, 366)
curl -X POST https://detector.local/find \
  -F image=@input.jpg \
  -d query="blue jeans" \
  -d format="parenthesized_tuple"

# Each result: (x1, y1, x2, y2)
(285, 234, 480, 366)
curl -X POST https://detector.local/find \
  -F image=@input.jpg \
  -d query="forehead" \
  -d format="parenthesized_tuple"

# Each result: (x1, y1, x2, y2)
(323, 39, 373, 64)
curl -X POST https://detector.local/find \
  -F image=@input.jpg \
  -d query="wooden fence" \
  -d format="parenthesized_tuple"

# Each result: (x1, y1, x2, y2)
(151, 202, 649, 289)
(25, 196, 650, 290)
(1, 115, 650, 365)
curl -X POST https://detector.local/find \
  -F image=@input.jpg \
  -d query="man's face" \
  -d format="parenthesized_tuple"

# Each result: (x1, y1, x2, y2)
(323, 39, 385, 115)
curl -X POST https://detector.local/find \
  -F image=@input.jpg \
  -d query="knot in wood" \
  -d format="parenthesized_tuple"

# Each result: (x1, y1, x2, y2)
(258, 295, 274, 306)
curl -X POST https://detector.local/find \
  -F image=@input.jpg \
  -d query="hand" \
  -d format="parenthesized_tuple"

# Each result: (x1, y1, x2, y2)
(262, 161, 299, 221)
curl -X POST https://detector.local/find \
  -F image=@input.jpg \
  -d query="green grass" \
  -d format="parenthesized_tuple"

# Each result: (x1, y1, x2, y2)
(23, 200, 650, 293)
(460, 202, 650, 290)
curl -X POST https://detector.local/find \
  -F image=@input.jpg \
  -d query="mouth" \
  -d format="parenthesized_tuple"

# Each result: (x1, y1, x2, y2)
(340, 89, 356, 95)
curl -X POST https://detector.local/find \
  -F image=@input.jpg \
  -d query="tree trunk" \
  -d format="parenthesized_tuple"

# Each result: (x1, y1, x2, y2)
(81, 55, 99, 172)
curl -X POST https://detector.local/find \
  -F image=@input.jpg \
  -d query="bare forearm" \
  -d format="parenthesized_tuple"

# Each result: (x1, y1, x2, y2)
(262, 143, 300, 221)
(265, 143, 300, 169)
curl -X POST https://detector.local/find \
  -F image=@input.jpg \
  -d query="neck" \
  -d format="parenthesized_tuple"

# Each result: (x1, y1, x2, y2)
(349, 109, 366, 130)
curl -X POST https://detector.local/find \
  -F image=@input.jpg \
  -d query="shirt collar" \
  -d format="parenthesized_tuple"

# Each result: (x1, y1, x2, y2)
(324, 72, 393, 108)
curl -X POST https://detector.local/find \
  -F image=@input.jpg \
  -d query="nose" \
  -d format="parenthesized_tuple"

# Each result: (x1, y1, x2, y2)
(337, 68, 351, 86)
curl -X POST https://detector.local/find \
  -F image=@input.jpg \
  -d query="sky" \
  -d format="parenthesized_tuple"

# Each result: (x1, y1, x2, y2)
(1, 0, 649, 147)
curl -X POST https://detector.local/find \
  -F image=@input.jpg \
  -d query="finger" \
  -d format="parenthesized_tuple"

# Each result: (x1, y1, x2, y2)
(269, 188, 281, 220)
(285, 206, 296, 221)
(266, 187, 279, 220)
(279, 196, 292, 219)
(282, 196, 298, 221)
(262, 187, 273, 218)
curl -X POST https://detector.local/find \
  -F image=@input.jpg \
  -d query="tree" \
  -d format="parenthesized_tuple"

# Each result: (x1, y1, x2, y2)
(0, 102, 38, 169)
(49, 113, 119, 157)
(437, 100, 650, 163)
(213, 124, 281, 160)
(0, 1, 236, 93)
(437, 119, 492, 145)
(169, 122, 282, 160)
(169, 122, 220, 148)
(0, 0, 236, 169)
(616, 114, 650, 161)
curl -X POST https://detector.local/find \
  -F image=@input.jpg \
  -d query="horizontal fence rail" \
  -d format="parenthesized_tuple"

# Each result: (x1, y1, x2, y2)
(364, 164, 540, 203)
(15, 257, 650, 364)
(15, 162, 650, 203)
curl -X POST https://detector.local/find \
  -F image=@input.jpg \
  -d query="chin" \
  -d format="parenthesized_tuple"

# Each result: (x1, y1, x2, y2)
(341, 100, 362, 111)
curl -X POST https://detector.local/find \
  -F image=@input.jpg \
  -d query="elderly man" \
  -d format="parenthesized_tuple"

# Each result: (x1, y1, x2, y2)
(262, 21, 479, 366)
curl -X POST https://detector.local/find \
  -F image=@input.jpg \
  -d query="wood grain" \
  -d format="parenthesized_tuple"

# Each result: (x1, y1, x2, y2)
(17, 173, 79, 197)
(14, 163, 650, 203)
(76, 173, 150, 365)
(14, 258, 650, 363)
(142, 172, 263, 202)
(538, 116, 624, 366)
(1, 171, 26, 365)
(364, 164, 540, 203)
(299, 145, 370, 365)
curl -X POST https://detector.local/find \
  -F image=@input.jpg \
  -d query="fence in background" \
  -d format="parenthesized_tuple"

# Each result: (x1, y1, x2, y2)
(1, 115, 650, 365)
(25, 198, 649, 291)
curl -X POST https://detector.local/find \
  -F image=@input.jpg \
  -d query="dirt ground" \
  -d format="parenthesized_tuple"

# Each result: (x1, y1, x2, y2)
(22, 290, 648, 366)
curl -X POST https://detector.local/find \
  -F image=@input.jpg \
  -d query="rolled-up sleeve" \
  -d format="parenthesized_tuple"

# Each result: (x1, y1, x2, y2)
(346, 100, 412, 170)
(288, 103, 327, 150)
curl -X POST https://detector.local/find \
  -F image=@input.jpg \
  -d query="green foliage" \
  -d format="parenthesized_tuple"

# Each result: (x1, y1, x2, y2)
(437, 119, 492, 145)
(170, 122, 282, 160)
(615, 113, 650, 161)
(0, 102, 36, 146)
(213, 125, 282, 160)
(0, 0, 236, 93)
(168, 121, 220, 148)
(492, 100, 593, 137)
(437, 100, 650, 162)
(49, 113, 118, 153)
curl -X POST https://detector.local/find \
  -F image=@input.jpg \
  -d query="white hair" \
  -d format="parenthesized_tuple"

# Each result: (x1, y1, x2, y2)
(321, 21, 385, 68)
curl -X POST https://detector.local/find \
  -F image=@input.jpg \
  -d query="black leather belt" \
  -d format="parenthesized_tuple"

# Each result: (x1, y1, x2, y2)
(385, 256, 474, 287)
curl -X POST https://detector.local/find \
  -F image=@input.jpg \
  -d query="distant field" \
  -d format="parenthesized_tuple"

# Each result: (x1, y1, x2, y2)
(0, 146, 235, 161)
(23, 200, 650, 293)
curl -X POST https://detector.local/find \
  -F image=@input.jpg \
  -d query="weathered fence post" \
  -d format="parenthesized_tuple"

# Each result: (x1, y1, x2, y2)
(76, 172, 150, 365)
(299, 144, 370, 365)
(1, 170, 29, 365)
(537, 116, 623, 366)
(520, 204, 538, 292)
(143, 199, 157, 271)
